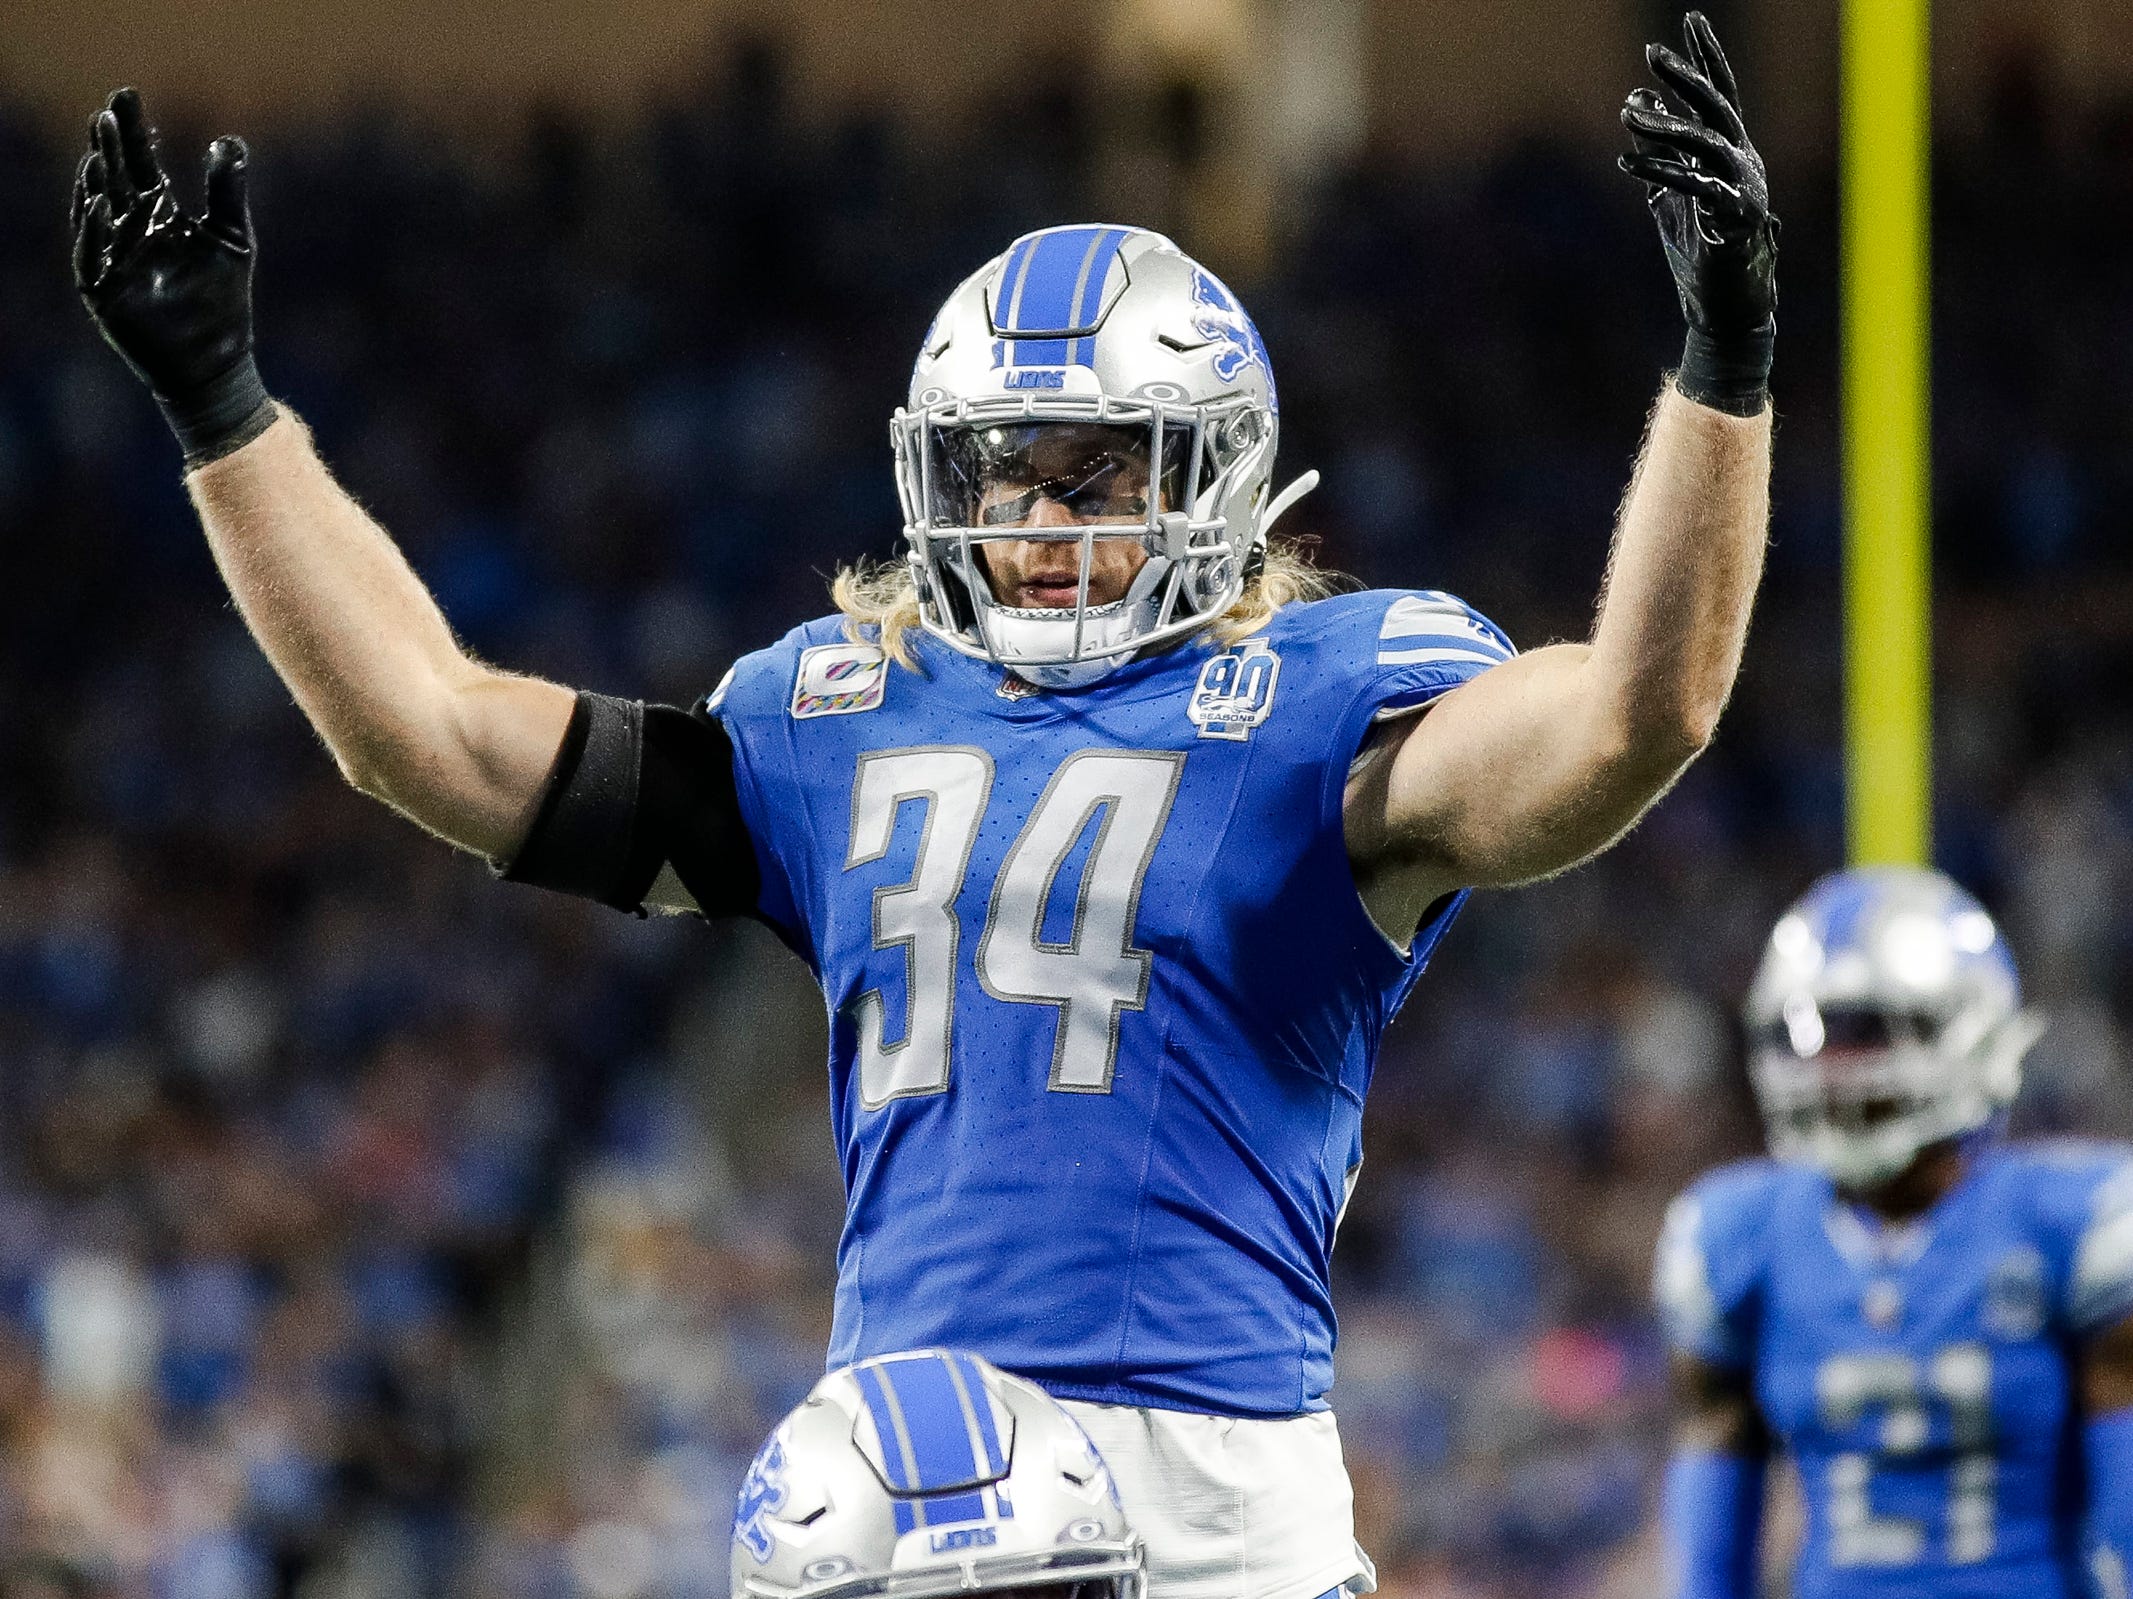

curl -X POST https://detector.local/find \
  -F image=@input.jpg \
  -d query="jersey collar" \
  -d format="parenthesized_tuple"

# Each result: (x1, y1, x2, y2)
(909, 625, 1223, 713)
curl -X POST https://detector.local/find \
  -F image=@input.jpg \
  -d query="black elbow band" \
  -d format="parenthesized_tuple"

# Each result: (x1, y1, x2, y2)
(500, 692, 650, 910)
(500, 691, 761, 919)
(638, 701, 760, 918)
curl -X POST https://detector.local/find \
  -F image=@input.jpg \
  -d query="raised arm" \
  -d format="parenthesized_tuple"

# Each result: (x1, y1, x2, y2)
(71, 89, 571, 859)
(1346, 13, 1775, 929)
(187, 418, 574, 857)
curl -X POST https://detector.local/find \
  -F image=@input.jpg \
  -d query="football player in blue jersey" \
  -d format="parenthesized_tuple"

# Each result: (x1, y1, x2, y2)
(1655, 867, 2133, 1599)
(75, 16, 1776, 1599)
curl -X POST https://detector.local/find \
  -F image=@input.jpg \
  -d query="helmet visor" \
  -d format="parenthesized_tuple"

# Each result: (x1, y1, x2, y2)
(1753, 999, 1947, 1063)
(924, 421, 1197, 532)
(1753, 999, 1950, 1124)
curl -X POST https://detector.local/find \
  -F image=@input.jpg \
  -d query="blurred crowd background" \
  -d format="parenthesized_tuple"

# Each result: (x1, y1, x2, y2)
(2, 13, 2132, 1599)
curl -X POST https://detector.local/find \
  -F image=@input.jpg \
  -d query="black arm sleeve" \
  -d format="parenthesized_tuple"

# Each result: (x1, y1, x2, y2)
(498, 691, 761, 918)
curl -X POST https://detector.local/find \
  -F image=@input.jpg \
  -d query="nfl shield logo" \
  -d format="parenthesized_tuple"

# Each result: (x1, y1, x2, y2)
(1188, 639, 1281, 741)
(1984, 1247, 2047, 1340)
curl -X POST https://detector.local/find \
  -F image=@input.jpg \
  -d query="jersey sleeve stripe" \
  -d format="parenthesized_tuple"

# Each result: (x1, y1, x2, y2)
(1376, 627, 1512, 655)
(1378, 620, 1509, 649)
(1377, 643, 1511, 668)
(1379, 595, 1515, 657)
(2072, 1204, 2133, 1332)
(1654, 1194, 1748, 1365)
(1380, 598, 1479, 633)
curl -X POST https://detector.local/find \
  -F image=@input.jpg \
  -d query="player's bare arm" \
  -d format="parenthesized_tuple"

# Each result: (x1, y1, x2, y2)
(1660, 1350, 1769, 1599)
(2085, 1312, 2133, 1577)
(2083, 1311, 2133, 1416)
(188, 421, 574, 855)
(72, 89, 574, 859)
(1670, 1349, 1770, 1457)
(1346, 13, 1776, 929)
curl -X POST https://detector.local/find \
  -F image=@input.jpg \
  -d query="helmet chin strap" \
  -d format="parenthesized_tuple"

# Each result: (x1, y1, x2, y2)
(1978, 1007, 2047, 1104)
(1261, 470, 1321, 536)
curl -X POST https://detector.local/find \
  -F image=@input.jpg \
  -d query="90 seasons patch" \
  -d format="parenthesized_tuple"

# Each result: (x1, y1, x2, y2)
(1187, 638, 1280, 740)
(792, 643, 888, 719)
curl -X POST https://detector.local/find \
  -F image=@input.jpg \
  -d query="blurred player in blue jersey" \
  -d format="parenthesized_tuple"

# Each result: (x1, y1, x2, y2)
(1655, 867, 2133, 1599)
(74, 16, 1777, 1598)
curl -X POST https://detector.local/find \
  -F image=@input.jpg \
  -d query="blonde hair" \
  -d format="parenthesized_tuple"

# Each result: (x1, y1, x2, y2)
(831, 539, 1346, 670)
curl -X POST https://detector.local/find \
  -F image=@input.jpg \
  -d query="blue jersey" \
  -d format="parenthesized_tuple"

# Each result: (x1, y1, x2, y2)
(709, 589, 1513, 1416)
(1656, 1143, 2133, 1599)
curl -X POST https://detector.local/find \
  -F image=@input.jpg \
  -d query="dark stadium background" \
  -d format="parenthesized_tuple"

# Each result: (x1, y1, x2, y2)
(1, 2, 2130, 1594)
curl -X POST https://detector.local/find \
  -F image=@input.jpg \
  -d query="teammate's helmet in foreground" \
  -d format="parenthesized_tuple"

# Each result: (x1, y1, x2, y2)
(1743, 866, 2044, 1189)
(892, 224, 1312, 688)
(731, 1349, 1144, 1599)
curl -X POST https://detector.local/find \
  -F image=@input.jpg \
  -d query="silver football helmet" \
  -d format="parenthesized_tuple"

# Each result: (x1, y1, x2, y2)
(731, 1350, 1144, 1599)
(1743, 866, 2045, 1190)
(891, 224, 1315, 688)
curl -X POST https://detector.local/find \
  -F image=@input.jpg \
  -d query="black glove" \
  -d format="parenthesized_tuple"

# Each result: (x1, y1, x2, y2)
(1619, 12, 1778, 416)
(72, 88, 277, 467)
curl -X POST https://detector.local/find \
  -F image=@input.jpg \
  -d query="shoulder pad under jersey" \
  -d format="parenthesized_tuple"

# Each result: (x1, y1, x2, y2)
(2013, 1140, 2133, 1335)
(1271, 587, 1516, 725)
(1655, 1158, 1796, 1368)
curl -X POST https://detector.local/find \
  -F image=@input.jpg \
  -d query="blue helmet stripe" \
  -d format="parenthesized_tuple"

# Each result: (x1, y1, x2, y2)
(1011, 227, 1113, 335)
(999, 229, 1064, 332)
(949, 1352, 1007, 1476)
(1062, 227, 1123, 364)
(852, 1361, 919, 1491)
(1066, 229, 1121, 327)
(919, 1490, 987, 1527)
(874, 1353, 983, 1491)
(993, 225, 1132, 368)
(996, 236, 1040, 334)
(1815, 873, 1879, 952)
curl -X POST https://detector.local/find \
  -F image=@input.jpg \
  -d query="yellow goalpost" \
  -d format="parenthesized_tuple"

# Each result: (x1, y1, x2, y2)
(1842, 0, 1933, 867)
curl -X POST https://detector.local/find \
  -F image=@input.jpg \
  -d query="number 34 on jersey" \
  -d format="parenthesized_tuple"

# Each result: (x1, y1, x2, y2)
(847, 747, 1180, 1107)
(710, 593, 1514, 1132)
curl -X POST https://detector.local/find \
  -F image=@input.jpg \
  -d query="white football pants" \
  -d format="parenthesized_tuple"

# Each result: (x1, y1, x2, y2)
(1059, 1402, 1377, 1599)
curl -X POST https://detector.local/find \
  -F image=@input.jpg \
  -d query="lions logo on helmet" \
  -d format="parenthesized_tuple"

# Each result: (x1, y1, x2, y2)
(735, 1431, 790, 1564)
(891, 225, 1313, 689)
(1188, 268, 1274, 402)
(732, 1350, 1144, 1599)
(1743, 866, 2046, 1189)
